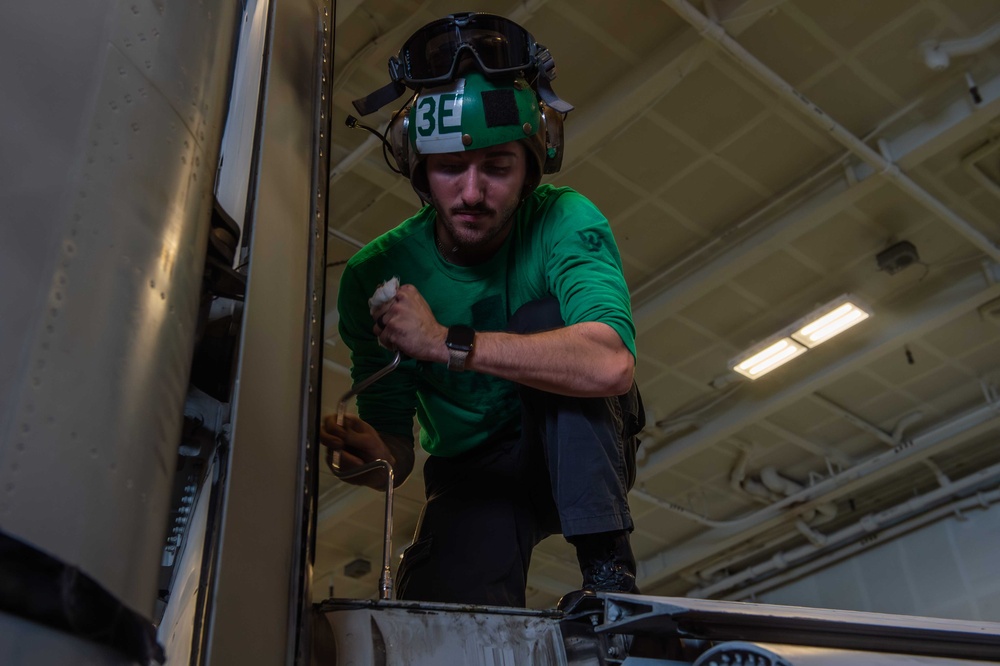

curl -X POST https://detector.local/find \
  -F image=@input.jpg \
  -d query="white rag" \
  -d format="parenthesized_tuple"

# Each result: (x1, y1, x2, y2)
(368, 277, 399, 316)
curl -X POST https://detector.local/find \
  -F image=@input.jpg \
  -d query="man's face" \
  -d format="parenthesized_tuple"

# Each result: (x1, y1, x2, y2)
(426, 141, 527, 259)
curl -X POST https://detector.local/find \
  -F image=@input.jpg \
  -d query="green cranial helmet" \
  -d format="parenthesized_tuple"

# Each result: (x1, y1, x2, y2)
(387, 71, 565, 202)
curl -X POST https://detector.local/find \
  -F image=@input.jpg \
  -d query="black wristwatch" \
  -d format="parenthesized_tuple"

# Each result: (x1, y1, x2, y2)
(445, 325, 476, 371)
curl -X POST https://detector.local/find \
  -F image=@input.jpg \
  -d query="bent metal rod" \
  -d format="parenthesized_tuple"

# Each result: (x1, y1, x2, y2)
(326, 350, 402, 601)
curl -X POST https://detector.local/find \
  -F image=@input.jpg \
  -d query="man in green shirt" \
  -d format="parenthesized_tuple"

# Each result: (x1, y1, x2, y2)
(322, 13, 644, 609)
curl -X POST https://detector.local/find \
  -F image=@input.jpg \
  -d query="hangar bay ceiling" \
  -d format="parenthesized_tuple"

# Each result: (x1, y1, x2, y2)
(318, 0, 1000, 609)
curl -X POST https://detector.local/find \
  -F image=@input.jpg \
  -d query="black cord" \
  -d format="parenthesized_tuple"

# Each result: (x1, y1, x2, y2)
(344, 115, 402, 175)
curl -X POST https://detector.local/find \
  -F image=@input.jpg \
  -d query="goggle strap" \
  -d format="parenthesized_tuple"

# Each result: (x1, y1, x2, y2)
(536, 76, 574, 114)
(351, 79, 408, 116)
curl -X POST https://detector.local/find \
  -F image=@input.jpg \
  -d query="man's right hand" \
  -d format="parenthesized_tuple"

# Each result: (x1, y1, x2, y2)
(371, 283, 448, 365)
(320, 414, 396, 490)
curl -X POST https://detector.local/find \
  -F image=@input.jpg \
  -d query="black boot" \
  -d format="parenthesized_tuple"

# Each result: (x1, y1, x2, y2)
(573, 529, 640, 593)
(558, 530, 639, 612)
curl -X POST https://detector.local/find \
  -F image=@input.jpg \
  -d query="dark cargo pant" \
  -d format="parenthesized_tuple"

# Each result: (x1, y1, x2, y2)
(395, 298, 644, 607)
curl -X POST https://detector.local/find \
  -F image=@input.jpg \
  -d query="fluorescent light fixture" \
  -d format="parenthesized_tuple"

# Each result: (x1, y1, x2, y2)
(791, 298, 870, 348)
(729, 295, 872, 380)
(731, 337, 807, 379)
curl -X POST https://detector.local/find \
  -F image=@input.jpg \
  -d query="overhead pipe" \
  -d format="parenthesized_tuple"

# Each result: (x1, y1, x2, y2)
(689, 486, 834, 582)
(812, 395, 925, 451)
(637, 398, 999, 531)
(815, 396, 965, 484)
(681, 454, 968, 584)
(635, 392, 1000, 586)
(660, 0, 1000, 263)
(892, 411, 924, 445)
(760, 466, 837, 525)
(672, 444, 836, 583)
(728, 447, 838, 524)
(923, 21, 1000, 71)
(812, 394, 896, 446)
(726, 487, 1000, 601)
(637, 266, 1000, 487)
(694, 529, 801, 583)
(730, 446, 779, 503)
(632, 488, 751, 529)
(793, 519, 828, 548)
(688, 460, 1000, 598)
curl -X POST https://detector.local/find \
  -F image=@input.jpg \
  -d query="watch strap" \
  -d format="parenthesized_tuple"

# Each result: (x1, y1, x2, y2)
(445, 325, 475, 372)
(447, 346, 470, 371)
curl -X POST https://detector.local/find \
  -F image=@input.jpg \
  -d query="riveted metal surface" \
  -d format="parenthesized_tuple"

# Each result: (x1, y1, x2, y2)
(0, 0, 238, 618)
(108, 0, 236, 147)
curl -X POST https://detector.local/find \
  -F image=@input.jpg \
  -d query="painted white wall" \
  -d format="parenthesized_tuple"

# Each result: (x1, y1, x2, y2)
(754, 500, 1000, 622)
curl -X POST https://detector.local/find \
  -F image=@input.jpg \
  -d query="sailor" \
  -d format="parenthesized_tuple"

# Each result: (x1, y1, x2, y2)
(322, 12, 644, 608)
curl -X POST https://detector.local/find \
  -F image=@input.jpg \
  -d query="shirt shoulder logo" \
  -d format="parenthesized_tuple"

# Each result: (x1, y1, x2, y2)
(577, 229, 604, 253)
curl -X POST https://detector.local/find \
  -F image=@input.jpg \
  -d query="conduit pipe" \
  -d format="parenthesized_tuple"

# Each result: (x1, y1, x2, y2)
(725, 487, 1000, 601)
(694, 530, 802, 583)
(793, 519, 828, 547)
(676, 439, 836, 582)
(728, 447, 838, 524)
(730, 447, 778, 504)
(812, 394, 896, 446)
(633, 395, 1000, 533)
(688, 459, 1000, 598)
(893, 411, 924, 445)
(632, 488, 750, 529)
(660, 0, 1000, 263)
(760, 467, 837, 524)
(923, 22, 1000, 71)
(817, 396, 965, 484)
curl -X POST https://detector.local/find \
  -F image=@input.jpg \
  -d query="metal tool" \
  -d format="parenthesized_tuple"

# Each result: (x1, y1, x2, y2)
(325, 350, 402, 600)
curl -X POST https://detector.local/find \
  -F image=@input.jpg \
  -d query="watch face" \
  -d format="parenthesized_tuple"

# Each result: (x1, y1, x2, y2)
(446, 325, 475, 350)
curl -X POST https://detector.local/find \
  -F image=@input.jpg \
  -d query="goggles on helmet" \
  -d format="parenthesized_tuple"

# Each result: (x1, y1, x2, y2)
(390, 13, 537, 87)
(352, 12, 573, 117)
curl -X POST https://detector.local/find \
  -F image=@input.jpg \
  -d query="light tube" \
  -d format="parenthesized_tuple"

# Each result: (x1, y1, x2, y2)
(732, 338, 807, 379)
(792, 301, 870, 348)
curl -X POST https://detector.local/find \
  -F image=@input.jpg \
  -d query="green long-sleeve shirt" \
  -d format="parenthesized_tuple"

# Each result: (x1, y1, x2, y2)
(338, 184, 635, 457)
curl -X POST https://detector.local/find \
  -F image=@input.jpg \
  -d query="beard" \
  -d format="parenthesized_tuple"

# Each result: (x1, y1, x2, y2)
(433, 196, 521, 253)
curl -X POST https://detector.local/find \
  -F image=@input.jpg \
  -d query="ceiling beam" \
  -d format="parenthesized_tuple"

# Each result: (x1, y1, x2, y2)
(661, 0, 1000, 263)
(630, 69, 1000, 325)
